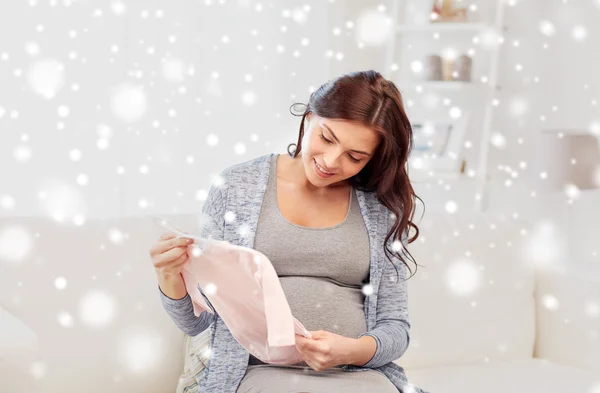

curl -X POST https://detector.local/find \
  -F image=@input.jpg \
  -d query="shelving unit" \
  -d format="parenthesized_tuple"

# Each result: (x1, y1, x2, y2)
(383, 0, 506, 212)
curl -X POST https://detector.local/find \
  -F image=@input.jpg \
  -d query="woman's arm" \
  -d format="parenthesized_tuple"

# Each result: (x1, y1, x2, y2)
(345, 335, 377, 366)
(356, 232, 411, 368)
(158, 279, 214, 336)
(157, 173, 229, 336)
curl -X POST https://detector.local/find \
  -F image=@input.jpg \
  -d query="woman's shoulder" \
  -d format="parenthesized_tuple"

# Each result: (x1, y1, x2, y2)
(202, 153, 273, 217)
(218, 153, 273, 183)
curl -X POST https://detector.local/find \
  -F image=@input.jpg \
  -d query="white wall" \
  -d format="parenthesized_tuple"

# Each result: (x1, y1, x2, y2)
(0, 0, 333, 219)
(0, 0, 598, 263)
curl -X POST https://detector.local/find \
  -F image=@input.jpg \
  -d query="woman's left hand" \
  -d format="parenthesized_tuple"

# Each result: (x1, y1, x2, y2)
(295, 330, 354, 372)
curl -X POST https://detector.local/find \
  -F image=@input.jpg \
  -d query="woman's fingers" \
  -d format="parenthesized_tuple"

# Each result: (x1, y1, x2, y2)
(171, 251, 190, 267)
(152, 245, 188, 269)
(150, 235, 193, 257)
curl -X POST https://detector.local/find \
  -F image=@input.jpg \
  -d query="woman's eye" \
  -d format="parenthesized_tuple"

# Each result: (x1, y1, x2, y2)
(320, 133, 360, 163)
(320, 134, 333, 144)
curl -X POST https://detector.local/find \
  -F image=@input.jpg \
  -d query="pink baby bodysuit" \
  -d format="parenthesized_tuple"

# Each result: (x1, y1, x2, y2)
(178, 237, 313, 365)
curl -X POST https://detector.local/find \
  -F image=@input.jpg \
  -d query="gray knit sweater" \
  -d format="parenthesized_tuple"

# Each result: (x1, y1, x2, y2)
(158, 152, 429, 393)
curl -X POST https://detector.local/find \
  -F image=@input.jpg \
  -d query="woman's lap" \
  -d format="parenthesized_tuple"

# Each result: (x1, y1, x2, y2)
(235, 364, 398, 393)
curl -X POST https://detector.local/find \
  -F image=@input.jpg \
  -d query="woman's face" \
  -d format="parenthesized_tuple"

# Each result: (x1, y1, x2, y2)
(300, 113, 380, 187)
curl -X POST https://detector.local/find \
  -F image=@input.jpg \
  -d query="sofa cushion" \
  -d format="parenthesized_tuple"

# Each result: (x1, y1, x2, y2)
(396, 209, 536, 369)
(0, 215, 198, 393)
(0, 305, 39, 393)
(177, 325, 213, 393)
(405, 358, 600, 393)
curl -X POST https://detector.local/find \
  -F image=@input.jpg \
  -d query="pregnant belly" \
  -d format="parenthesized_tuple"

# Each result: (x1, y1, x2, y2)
(279, 275, 367, 340)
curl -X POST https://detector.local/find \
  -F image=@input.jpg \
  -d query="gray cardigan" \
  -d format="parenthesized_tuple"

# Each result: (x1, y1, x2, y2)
(159, 152, 429, 393)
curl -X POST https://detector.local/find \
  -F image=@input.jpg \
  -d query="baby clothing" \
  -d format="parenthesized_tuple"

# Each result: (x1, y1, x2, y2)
(178, 237, 313, 365)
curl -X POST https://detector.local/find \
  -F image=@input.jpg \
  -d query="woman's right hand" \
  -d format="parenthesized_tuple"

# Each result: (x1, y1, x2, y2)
(149, 231, 195, 278)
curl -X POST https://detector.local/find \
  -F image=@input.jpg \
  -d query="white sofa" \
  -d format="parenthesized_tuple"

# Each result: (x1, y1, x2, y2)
(1, 209, 599, 393)
(395, 209, 600, 392)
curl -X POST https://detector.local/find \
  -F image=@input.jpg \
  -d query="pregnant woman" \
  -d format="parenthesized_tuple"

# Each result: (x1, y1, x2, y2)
(150, 70, 428, 393)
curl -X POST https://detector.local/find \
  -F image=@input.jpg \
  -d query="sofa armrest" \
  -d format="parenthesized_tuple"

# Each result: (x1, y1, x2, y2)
(534, 263, 600, 372)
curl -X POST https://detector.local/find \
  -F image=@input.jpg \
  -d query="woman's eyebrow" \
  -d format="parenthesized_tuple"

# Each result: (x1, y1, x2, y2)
(321, 123, 372, 156)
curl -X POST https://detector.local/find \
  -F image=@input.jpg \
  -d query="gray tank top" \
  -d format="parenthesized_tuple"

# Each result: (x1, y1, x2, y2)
(248, 153, 371, 368)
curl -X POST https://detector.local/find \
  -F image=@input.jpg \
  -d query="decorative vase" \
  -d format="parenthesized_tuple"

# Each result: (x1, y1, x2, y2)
(442, 58, 454, 81)
(423, 55, 443, 81)
(453, 54, 472, 81)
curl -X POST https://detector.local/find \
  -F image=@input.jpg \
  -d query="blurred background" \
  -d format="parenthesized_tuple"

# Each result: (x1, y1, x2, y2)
(1, 1, 599, 392)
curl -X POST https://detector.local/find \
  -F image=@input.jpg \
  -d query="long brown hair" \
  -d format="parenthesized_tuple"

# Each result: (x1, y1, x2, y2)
(287, 70, 424, 281)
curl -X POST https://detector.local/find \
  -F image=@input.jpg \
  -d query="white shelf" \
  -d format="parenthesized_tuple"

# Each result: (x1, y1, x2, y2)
(396, 22, 491, 33)
(387, 0, 506, 212)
